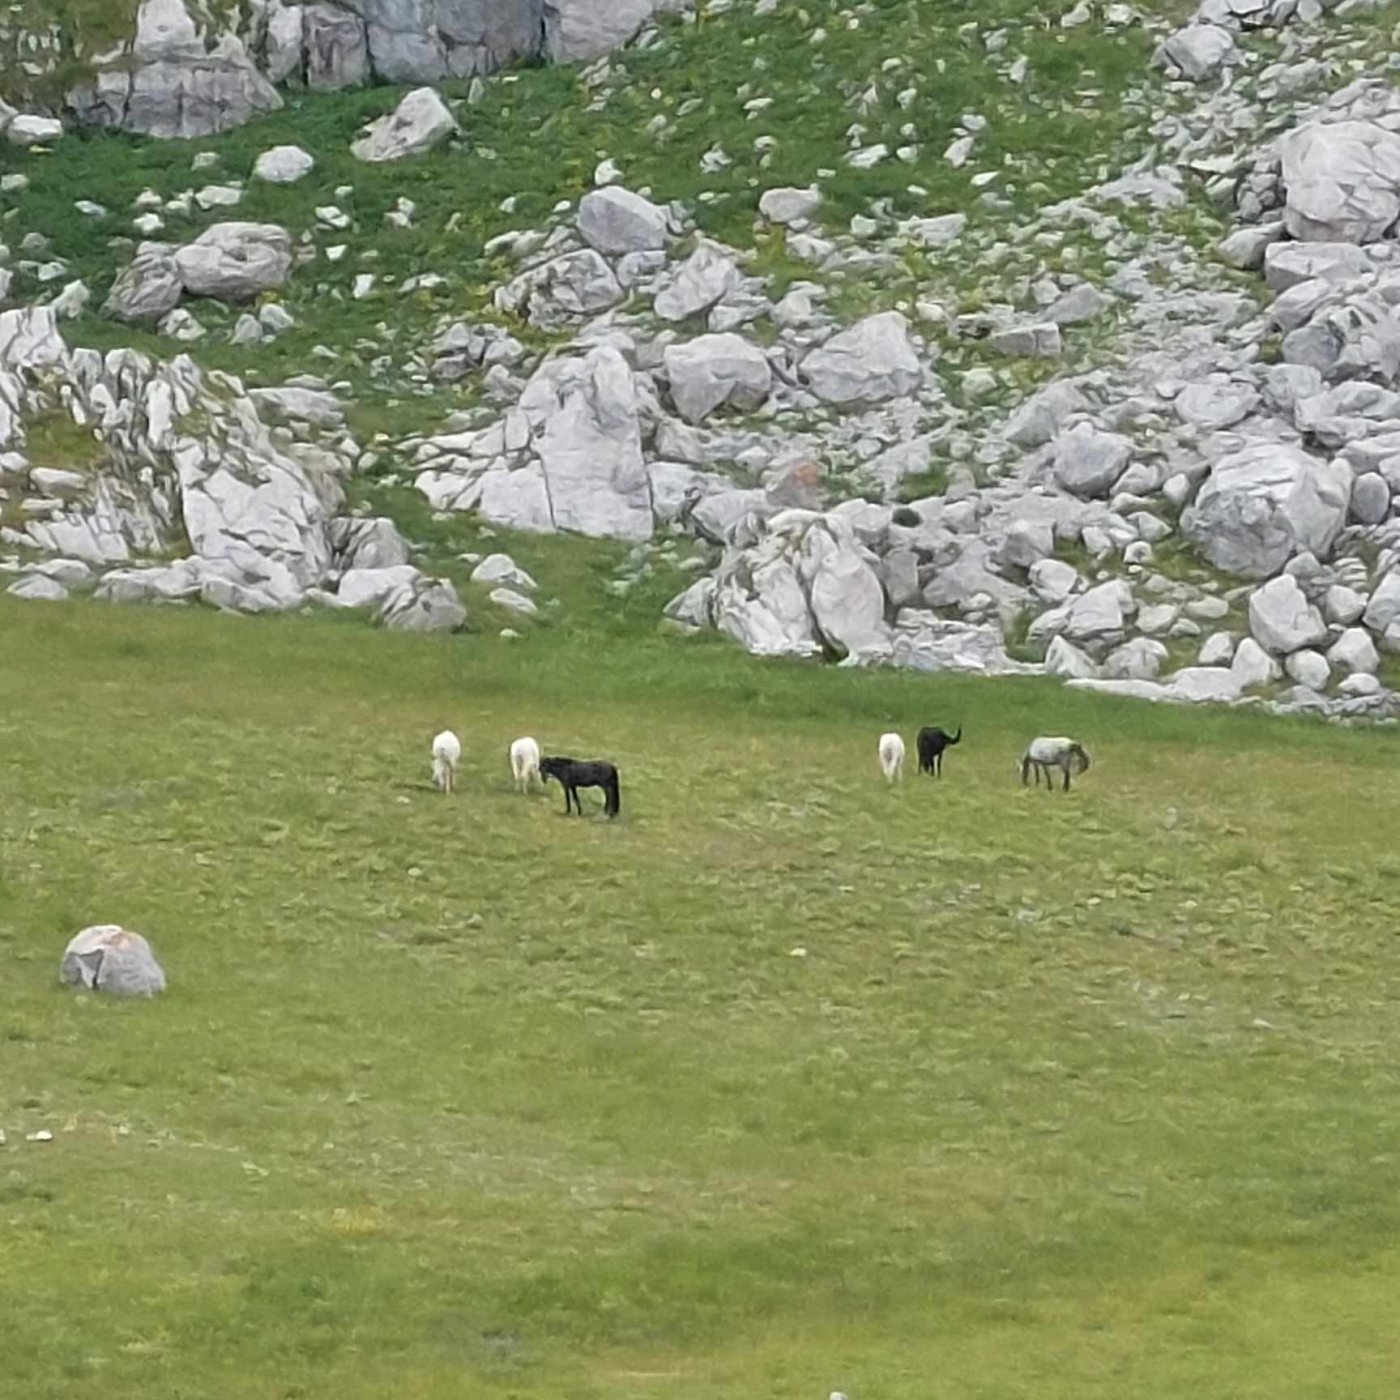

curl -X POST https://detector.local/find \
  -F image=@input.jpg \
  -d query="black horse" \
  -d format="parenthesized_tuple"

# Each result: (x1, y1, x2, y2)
(916, 726, 962, 777)
(539, 756, 621, 819)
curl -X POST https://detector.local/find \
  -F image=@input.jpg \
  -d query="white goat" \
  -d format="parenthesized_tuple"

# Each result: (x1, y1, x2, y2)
(1020, 735, 1091, 792)
(509, 736, 542, 794)
(431, 730, 462, 793)
(878, 732, 906, 784)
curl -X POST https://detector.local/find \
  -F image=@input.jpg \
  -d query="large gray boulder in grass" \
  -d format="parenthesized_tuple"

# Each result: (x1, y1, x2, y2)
(173, 223, 294, 302)
(800, 311, 922, 406)
(351, 87, 458, 162)
(104, 243, 184, 323)
(70, 0, 281, 139)
(61, 925, 167, 997)
(1181, 442, 1351, 578)
(1278, 120, 1400, 244)
(577, 187, 668, 255)
(663, 334, 771, 423)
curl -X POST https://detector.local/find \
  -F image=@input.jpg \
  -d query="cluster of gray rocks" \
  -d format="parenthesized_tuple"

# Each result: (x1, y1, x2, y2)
(0, 306, 467, 631)
(8, 0, 1400, 720)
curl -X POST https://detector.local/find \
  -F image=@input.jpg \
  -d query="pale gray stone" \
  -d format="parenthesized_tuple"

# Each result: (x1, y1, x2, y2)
(253, 144, 315, 183)
(1285, 648, 1331, 690)
(1052, 422, 1132, 499)
(800, 311, 922, 406)
(61, 925, 166, 997)
(759, 186, 821, 225)
(1156, 22, 1237, 81)
(1181, 442, 1351, 578)
(104, 243, 183, 323)
(174, 222, 293, 302)
(663, 333, 771, 423)
(1327, 626, 1379, 674)
(1248, 574, 1329, 654)
(577, 186, 668, 255)
(653, 241, 741, 322)
(1279, 119, 1400, 244)
(1351, 471, 1391, 524)
(351, 87, 458, 162)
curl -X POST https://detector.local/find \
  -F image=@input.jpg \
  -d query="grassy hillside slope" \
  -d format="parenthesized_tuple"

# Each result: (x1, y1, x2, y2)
(4, 590, 1400, 1397)
(8, 0, 1210, 427)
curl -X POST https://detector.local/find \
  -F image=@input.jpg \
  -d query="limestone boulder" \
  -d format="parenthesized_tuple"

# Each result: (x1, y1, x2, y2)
(526, 346, 654, 540)
(545, 0, 659, 63)
(577, 186, 668, 255)
(104, 243, 183, 323)
(70, 0, 281, 139)
(174, 223, 294, 302)
(800, 311, 922, 406)
(663, 334, 771, 423)
(1278, 119, 1400, 244)
(1155, 23, 1238, 82)
(351, 87, 458, 162)
(653, 241, 742, 322)
(1248, 574, 1329, 654)
(61, 925, 166, 997)
(1181, 442, 1351, 578)
(253, 144, 316, 184)
(495, 249, 623, 330)
(1052, 422, 1132, 499)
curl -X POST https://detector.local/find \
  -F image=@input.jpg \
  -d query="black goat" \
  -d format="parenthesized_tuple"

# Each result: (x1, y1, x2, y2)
(916, 726, 962, 777)
(539, 756, 621, 819)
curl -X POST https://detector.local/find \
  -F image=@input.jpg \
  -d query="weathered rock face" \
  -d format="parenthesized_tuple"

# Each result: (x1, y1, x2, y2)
(577, 187, 669, 256)
(1279, 119, 1400, 244)
(1181, 443, 1351, 578)
(545, 0, 659, 62)
(350, 86, 458, 162)
(70, 0, 282, 140)
(663, 334, 771, 423)
(60, 925, 166, 997)
(527, 346, 654, 541)
(104, 244, 185, 324)
(495, 250, 624, 330)
(1249, 574, 1329, 654)
(173, 223, 294, 302)
(800, 312, 922, 406)
(0, 306, 461, 628)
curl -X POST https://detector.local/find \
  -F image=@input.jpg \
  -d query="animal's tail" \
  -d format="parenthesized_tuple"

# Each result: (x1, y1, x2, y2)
(950, 727, 962, 745)
(606, 773, 621, 818)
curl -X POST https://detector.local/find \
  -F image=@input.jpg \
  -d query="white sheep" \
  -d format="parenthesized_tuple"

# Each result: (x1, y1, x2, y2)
(509, 736, 542, 793)
(878, 732, 906, 784)
(431, 730, 462, 793)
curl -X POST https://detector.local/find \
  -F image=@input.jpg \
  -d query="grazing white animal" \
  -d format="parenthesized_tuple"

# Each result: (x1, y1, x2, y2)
(878, 732, 906, 784)
(431, 730, 462, 793)
(509, 736, 542, 793)
(1020, 735, 1091, 792)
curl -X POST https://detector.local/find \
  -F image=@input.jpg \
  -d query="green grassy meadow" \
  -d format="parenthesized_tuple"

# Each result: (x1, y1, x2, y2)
(5, 586, 1400, 1398)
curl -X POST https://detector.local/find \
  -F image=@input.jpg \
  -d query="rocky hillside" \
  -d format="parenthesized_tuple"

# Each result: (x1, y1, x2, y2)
(4, 0, 1400, 717)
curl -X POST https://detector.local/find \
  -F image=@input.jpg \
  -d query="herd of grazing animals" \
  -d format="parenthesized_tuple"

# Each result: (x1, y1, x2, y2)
(879, 728, 1091, 791)
(429, 723, 1093, 816)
